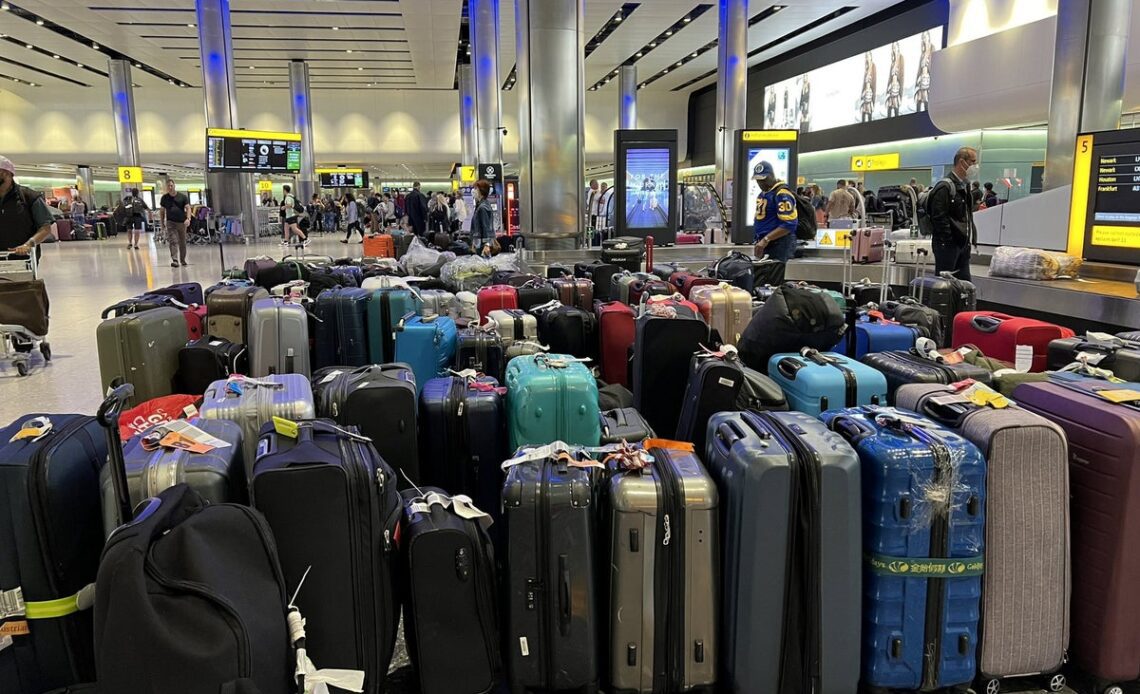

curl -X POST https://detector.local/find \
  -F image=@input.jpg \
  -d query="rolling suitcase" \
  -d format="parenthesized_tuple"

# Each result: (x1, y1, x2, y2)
(596, 302, 636, 388)
(419, 288, 457, 318)
(176, 336, 248, 399)
(314, 287, 373, 368)
(252, 419, 401, 694)
(455, 325, 506, 382)
(768, 348, 887, 416)
(312, 364, 419, 484)
(601, 236, 645, 272)
(860, 350, 993, 403)
(367, 285, 422, 364)
(689, 283, 752, 345)
(820, 407, 986, 692)
(363, 233, 396, 259)
(668, 272, 718, 300)
(395, 314, 458, 396)
(243, 256, 276, 282)
(713, 252, 785, 292)
(882, 297, 944, 347)
(551, 277, 594, 311)
(149, 282, 204, 305)
(832, 314, 921, 359)
(401, 488, 501, 694)
(604, 443, 718, 694)
(1047, 335, 1140, 380)
(632, 314, 710, 438)
(456, 291, 480, 322)
(248, 297, 311, 378)
(951, 311, 1074, 372)
(627, 278, 672, 308)
(516, 281, 559, 314)
(598, 407, 654, 444)
(531, 302, 598, 360)
(206, 285, 269, 346)
(675, 349, 785, 454)
(650, 261, 686, 281)
(910, 271, 976, 346)
(851, 226, 886, 263)
(97, 306, 186, 406)
(505, 353, 600, 450)
(896, 384, 1070, 691)
(477, 285, 519, 319)
(612, 272, 653, 306)
(489, 309, 539, 349)
(704, 410, 861, 694)
(575, 261, 620, 302)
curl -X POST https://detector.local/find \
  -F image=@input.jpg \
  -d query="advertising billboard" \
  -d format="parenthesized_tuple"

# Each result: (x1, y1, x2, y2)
(614, 129, 679, 244)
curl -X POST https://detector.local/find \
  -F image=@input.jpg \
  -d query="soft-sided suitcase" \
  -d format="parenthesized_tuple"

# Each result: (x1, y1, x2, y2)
(768, 348, 887, 416)
(455, 325, 506, 382)
(243, 256, 276, 282)
(739, 284, 846, 373)
(150, 282, 204, 305)
(314, 287, 373, 369)
(705, 410, 861, 694)
(97, 306, 186, 406)
(689, 283, 752, 345)
(832, 314, 921, 359)
(896, 384, 1070, 690)
(1047, 335, 1140, 380)
(505, 353, 600, 450)
(0, 413, 108, 694)
(502, 446, 600, 694)
(952, 311, 1074, 372)
(419, 375, 508, 523)
(367, 285, 422, 364)
(312, 364, 419, 484)
(882, 297, 945, 348)
(206, 285, 269, 346)
(199, 373, 315, 477)
(668, 272, 718, 300)
(456, 291, 480, 322)
(248, 297, 311, 378)
(596, 302, 636, 388)
(851, 226, 886, 263)
(477, 285, 519, 319)
(401, 488, 501, 694)
(575, 261, 621, 302)
(910, 272, 976, 346)
(177, 337, 249, 394)
(55, 218, 73, 241)
(363, 233, 396, 259)
(252, 419, 401, 694)
(675, 349, 785, 454)
(650, 261, 687, 281)
(713, 252, 785, 293)
(489, 308, 539, 349)
(860, 350, 993, 403)
(551, 277, 594, 311)
(632, 314, 710, 438)
(601, 236, 645, 272)
(604, 442, 718, 694)
(395, 314, 458, 396)
(599, 407, 655, 444)
(821, 407, 986, 692)
(531, 302, 597, 360)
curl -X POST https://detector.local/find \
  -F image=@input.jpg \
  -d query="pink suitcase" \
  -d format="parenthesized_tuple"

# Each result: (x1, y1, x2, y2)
(852, 227, 886, 264)
(676, 232, 704, 245)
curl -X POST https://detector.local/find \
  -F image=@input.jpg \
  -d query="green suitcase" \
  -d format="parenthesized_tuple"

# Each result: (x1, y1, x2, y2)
(97, 307, 187, 406)
(506, 353, 601, 450)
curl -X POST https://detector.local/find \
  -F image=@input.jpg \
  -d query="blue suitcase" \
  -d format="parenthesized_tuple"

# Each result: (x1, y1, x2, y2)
(367, 286, 422, 364)
(506, 353, 600, 450)
(820, 406, 986, 691)
(395, 314, 458, 396)
(768, 348, 888, 417)
(314, 287, 372, 369)
(833, 315, 921, 359)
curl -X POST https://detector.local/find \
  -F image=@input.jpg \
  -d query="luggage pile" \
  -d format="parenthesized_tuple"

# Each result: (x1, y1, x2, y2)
(10, 246, 1140, 694)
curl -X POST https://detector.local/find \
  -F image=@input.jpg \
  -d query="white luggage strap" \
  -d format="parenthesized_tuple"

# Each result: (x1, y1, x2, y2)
(500, 441, 610, 470)
(288, 567, 366, 694)
(407, 492, 494, 531)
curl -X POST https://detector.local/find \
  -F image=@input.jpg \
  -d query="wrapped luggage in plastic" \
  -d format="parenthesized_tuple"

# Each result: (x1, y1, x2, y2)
(988, 246, 1082, 280)
(441, 254, 494, 292)
(401, 236, 455, 276)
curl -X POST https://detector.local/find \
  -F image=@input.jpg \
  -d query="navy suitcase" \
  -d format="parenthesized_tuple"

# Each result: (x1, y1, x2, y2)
(832, 316, 921, 359)
(150, 281, 204, 306)
(675, 350, 785, 455)
(315, 287, 372, 368)
(767, 348, 888, 417)
(820, 407, 986, 691)
(861, 350, 993, 403)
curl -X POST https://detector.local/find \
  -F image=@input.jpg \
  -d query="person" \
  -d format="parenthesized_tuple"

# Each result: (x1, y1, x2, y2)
(848, 182, 864, 218)
(279, 184, 309, 247)
(159, 179, 191, 267)
(826, 179, 856, 223)
(983, 182, 1000, 208)
(452, 192, 468, 232)
(382, 193, 397, 226)
(585, 179, 599, 228)
(929, 146, 979, 281)
(123, 187, 148, 249)
(751, 161, 798, 263)
(341, 194, 365, 244)
(470, 179, 497, 257)
(308, 194, 323, 233)
(0, 156, 53, 259)
(404, 182, 429, 237)
(428, 193, 449, 235)
(970, 181, 984, 210)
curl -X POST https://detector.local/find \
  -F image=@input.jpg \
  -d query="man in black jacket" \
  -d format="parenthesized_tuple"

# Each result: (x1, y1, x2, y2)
(929, 146, 978, 281)
(404, 181, 429, 237)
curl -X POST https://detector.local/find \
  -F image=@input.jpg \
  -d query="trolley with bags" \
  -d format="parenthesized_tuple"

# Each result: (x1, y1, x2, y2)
(0, 251, 51, 376)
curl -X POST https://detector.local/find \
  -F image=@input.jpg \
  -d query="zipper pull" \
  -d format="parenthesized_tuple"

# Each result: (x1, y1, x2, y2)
(457, 399, 465, 416)
(383, 528, 392, 552)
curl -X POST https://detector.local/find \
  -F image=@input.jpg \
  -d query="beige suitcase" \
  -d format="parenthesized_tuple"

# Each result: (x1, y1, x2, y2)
(690, 282, 752, 345)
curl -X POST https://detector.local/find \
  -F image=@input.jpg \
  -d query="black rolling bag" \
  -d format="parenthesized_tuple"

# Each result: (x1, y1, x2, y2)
(177, 336, 248, 394)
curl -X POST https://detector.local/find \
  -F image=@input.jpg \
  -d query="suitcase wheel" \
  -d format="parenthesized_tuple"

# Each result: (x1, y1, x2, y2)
(1102, 687, 1124, 694)
(1045, 674, 1066, 692)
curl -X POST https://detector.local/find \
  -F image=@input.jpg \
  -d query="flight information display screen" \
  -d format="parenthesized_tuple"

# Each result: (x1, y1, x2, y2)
(1073, 130, 1140, 265)
(206, 129, 302, 174)
(319, 170, 369, 188)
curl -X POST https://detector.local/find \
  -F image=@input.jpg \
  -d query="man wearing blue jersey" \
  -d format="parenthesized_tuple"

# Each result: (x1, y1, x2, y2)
(751, 161, 798, 261)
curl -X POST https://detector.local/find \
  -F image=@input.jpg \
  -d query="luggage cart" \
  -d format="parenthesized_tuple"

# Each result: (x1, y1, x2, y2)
(0, 252, 51, 376)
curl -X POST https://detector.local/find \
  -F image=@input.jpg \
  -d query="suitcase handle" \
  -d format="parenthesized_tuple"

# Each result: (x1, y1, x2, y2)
(713, 420, 746, 452)
(97, 381, 137, 529)
(969, 315, 1004, 333)
(827, 415, 872, 445)
(558, 554, 571, 636)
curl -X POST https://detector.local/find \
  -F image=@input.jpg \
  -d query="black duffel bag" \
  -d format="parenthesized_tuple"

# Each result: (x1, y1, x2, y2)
(739, 283, 846, 370)
(713, 251, 786, 293)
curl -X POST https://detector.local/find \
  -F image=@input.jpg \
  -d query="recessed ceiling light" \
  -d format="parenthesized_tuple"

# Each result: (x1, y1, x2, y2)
(635, 52, 642, 58)
(675, 61, 682, 66)
(683, 16, 692, 22)
(76, 62, 83, 67)
(187, 23, 195, 28)
(24, 43, 32, 49)
(649, 42, 656, 47)
(35, 19, 43, 25)
(615, 15, 622, 22)
(51, 54, 59, 59)
(249, 65, 255, 69)
(92, 42, 99, 49)
(346, 49, 352, 53)
(133, 63, 141, 68)
(169, 79, 175, 84)
(357, 66, 363, 71)
(332, 26, 339, 31)
(0, 4, 10, 11)
(666, 30, 673, 36)
(30, 82, 37, 87)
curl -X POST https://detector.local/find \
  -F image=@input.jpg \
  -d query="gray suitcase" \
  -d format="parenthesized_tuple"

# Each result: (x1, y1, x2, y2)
(418, 289, 457, 318)
(605, 445, 718, 693)
(896, 384, 1070, 688)
(248, 297, 311, 378)
(97, 306, 186, 406)
(205, 285, 269, 345)
(199, 374, 315, 478)
(704, 409, 861, 694)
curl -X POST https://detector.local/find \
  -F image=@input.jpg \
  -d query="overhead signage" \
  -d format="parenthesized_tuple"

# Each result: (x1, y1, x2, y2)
(257, 180, 274, 193)
(460, 166, 477, 184)
(117, 166, 143, 184)
(742, 130, 798, 142)
(317, 169, 369, 188)
(1068, 129, 1140, 265)
(851, 153, 901, 171)
(205, 128, 302, 174)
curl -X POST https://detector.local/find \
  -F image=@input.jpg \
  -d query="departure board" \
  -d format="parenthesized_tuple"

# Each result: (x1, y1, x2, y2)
(318, 170, 369, 188)
(1071, 130, 1140, 264)
(206, 128, 302, 174)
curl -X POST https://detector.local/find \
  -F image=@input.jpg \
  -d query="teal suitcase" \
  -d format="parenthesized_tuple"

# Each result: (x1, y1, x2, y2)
(505, 353, 601, 450)
(368, 287, 423, 363)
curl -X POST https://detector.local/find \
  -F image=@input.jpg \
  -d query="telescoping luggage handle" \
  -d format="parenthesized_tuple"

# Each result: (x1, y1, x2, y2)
(97, 381, 137, 528)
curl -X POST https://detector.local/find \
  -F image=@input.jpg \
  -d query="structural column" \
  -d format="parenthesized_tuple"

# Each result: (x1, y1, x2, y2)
(618, 65, 638, 130)
(1044, 0, 1131, 190)
(76, 166, 95, 208)
(516, 0, 586, 247)
(288, 60, 316, 205)
(470, 0, 503, 165)
(196, 0, 257, 232)
(458, 63, 478, 165)
(714, 0, 748, 203)
(108, 59, 140, 196)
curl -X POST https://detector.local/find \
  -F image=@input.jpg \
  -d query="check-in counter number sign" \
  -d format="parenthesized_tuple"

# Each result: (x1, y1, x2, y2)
(118, 167, 143, 184)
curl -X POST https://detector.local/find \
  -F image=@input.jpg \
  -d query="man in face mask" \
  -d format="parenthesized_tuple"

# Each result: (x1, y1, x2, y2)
(0, 156, 53, 260)
(928, 146, 979, 281)
(751, 160, 798, 263)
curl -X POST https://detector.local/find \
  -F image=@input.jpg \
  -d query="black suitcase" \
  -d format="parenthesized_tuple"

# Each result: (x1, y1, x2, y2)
(675, 350, 787, 455)
(252, 419, 401, 694)
(531, 303, 598, 360)
(651, 262, 686, 281)
(312, 364, 419, 484)
(517, 282, 559, 313)
(314, 287, 372, 369)
(401, 488, 501, 694)
(547, 263, 573, 279)
(882, 297, 944, 347)
(861, 349, 993, 403)
(601, 237, 645, 272)
(599, 407, 655, 444)
(456, 325, 506, 382)
(910, 272, 976, 346)
(574, 261, 621, 302)
(177, 336, 248, 394)
(632, 314, 711, 440)
(502, 446, 600, 694)
(1047, 336, 1140, 380)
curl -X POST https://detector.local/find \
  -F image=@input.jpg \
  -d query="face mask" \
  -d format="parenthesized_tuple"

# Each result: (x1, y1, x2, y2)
(965, 164, 979, 180)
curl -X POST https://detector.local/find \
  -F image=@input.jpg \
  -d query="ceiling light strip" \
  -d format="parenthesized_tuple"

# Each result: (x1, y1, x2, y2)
(588, 3, 714, 92)
(0, 55, 89, 86)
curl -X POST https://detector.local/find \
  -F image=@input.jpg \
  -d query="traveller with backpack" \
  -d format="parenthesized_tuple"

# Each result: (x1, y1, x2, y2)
(751, 161, 799, 262)
(119, 187, 149, 249)
(0, 155, 53, 259)
(919, 146, 979, 281)
(279, 184, 309, 247)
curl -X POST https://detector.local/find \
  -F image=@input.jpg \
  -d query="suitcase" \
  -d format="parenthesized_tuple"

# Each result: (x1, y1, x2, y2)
(551, 277, 594, 311)
(248, 297, 311, 378)
(1116, 330, 1140, 343)
(896, 384, 1070, 688)
(820, 407, 987, 691)
(952, 311, 1074, 372)
(768, 348, 887, 417)
(848, 278, 894, 308)
(363, 233, 396, 259)
(418, 375, 508, 522)
(689, 283, 752, 345)
(575, 261, 621, 302)
(243, 256, 276, 282)
(199, 373, 315, 478)
(713, 252, 785, 293)
(505, 353, 601, 450)
(882, 297, 945, 347)
(910, 272, 976, 346)
(546, 263, 573, 279)
(598, 407, 655, 444)
(851, 226, 886, 263)
(367, 285, 422, 364)
(668, 272, 718, 300)
(632, 314, 710, 438)
(395, 314, 458, 396)
(477, 285, 519, 319)
(455, 325, 506, 382)
(612, 271, 653, 306)
(676, 232, 704, 244)
(650, 262, 687, 281)
(419, 288, 457, 318)
(860, 350, 993, 403)
(1047, 336, 1140, 380)
(314, 287, 373, 369)
(176, 336, 248, 394)
(739, 284, 846, 372)
(401, 488, 501, 694)
(97, 307, 186, 406)
(641, 294, 701, 320)
(675, 350, 784, 454)
(252, 419, 401, 694)
(312, 364, 419, 484)
(596, 302, 636, 388)
(456, 291, 480, 322)
(206, 285, 269, 346)
(100, 293, 187, 319)
(489, 308, 539, 349)
(516, 282, 559, 314)
(603, 443, 718, 694)
(531, 302, 598, 360)
(150, 282, 204, 305)
(601, 236, 645, 272)
(627, 278, 673, 308)
(704, 410, 861, 694)
(832, 315, 922, 359)
(55, 218, 73, 241)
(0, 413, 108, 694)
(181, 303, 207, 342)
(501, 446, 600, 694)
(894, 238, 933, 264)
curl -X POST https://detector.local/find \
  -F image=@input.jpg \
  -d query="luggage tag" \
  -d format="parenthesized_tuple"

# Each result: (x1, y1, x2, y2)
(273, 417, 300, 439)
(1014, 345, 1034, 373)
(164, 420, 230, 449)
(1076, 351, 1108, 366)
(9, 416, 51, 443)
(319, 370, 343, 385)
(953, 381, 1009, 409)
(643, 438, 696, 453)
(1095, 389, 1140, 404)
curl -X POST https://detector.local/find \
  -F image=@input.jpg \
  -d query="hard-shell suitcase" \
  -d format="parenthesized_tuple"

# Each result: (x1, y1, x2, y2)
(501, 446, 600, 694)
(612, 272, 653, 306)
(312, 364, 419, 484)
(604, 444, 718, 694)
(150, 282, 204, 306)
(596, 302, 636, 388)
(419, 375, 508, 523)
(832, 315, 921, 359)
(97, 306, 186, 406)
(547, 263, 573, 279)
(704, 410, 861, 694)
(896, 384, 1070, 689)
(1116, 330, 1140, 343)
(531, 302, 597, 360)
(848, 278, 895, 308)
(1047, 335, 1140, 380)
(478, 285, 519, 319)
(489, 309, 539, 349)
(516, 281, 559, 314)
(363, 233, 396, 259)
(668, 272, 718, 300)
(641, 294, 701, 320)
(551, 277, 594, 311)
(206, 285, 269, 346)
(627, 278, 672, 308)
(252, 419, 401, 694)
(419, 289, 457, 318)
(895, 238, 933, 265)
(768, 348, 887, 416)
(632, 314, 710, 438)
(401, 488, 501, 694)
(676, 232, 703, 244)
(248, 297, 310, 378)
(598, 407, 655, 444)
(455, 325, 506, 382)
(910, 272, 976, 346)
(367, 285, 422, 364)
(952, 311, 1074, 372)
(851, 226, 886, 264)
(243, 256, 276, 282)
(55, 218, 73, 241)
(314, 287, 373, 369)
(177, 337, 248, 394)
(821, 407, 986, 691)
(0, 413, 108, 694)
(395, 314, 458, 396)
(689, 283, 752, 345)
(505, 353, 600, 450)
(575, 261, 621, 302)
(675, 350, 785, 454)
(650, 262, 686, 281)
(199, 373, 315, 477)
(183, 303, 207, 342)
(602, 236, 645, 272)
(860, 350, 993, 403)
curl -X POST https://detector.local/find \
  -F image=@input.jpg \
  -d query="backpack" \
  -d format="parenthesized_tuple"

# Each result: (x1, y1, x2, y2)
(916, 178, 954, 237)
(776, 185, 818, 241)
(738, 284, 846, 370)
(285, 194, 303, 215)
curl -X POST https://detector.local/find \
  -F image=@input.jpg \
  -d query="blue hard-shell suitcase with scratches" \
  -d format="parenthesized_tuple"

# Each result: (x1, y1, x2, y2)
(832, 317, 921, 359)
(395, 314, 458, 396)
(768, 349, 888, 417)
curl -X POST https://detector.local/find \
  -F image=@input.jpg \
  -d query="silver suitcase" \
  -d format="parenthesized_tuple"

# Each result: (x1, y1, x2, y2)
(455, 291, 479, 322)
(419, 289, 457, 318)
(248, 297, 311, 378)
(893, 238, 932, 265)
(199, 373, 315, 477)
(489, 309, 538, 348)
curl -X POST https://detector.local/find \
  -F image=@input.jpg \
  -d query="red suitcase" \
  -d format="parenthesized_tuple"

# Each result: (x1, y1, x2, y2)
(476, 285, 518, 320)
(183, 304, 207, 342)
(675, 232, 704, 245)
(596, 301, 635, 387)
(952, 311, 1074, 372)
(55, 219, 74, 241)
(668, 272, 718, 299)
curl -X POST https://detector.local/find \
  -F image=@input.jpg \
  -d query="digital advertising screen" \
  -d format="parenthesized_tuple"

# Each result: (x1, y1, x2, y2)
(206, 128, 302, 174)
(318, 170, 369, 189)
(1069, 129, 1140, 265)
(614, 129, 679, 243)
(762, 27, 942, 133)
(743, 147, 792, 228)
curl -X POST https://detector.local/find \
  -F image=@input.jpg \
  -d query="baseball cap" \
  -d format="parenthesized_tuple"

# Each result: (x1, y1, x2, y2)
(0, 156, 14, 175)
(753, 161, 775, 178)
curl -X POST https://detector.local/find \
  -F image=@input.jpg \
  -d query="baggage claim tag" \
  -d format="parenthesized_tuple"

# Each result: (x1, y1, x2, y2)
(1014, 345, 1034, 373)
(273, 417, 300, 439)
(1096, 389, 1140, 405)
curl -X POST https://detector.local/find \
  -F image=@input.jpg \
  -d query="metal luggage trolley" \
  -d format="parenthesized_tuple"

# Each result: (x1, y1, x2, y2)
(0, 252, 51, 376)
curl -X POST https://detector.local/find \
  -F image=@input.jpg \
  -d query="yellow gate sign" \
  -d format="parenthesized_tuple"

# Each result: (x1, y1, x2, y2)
(257, 180, 274, 193)
(117, 166, 143, 184)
